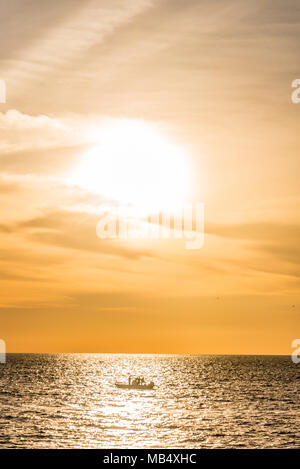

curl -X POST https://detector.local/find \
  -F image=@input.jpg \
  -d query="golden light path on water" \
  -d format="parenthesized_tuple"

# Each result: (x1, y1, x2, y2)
(1, 354, 299, 448)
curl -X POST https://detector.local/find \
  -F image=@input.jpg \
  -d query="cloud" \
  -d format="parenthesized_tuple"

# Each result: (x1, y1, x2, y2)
(1, 0, 154, 98)
(1, 208, 157, 260)
(206, 221, 300, 280)
(206, 221, 300, 243)
(0, 110, 95, 154)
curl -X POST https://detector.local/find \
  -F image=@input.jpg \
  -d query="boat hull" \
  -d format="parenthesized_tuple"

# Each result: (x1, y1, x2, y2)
(115, 383, 154, 390)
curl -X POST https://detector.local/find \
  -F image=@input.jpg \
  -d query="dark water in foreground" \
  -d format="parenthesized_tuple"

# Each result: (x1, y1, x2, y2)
(0, 354, 299, 448)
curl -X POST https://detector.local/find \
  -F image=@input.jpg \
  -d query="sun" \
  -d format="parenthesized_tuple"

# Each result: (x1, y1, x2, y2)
(68, 119, 191, 214)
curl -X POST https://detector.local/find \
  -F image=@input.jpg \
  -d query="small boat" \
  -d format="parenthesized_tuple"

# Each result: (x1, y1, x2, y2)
(115, 381, 154, 390)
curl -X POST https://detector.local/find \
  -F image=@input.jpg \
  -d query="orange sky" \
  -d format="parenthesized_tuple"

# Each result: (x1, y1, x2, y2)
(0, 0, 299, 354)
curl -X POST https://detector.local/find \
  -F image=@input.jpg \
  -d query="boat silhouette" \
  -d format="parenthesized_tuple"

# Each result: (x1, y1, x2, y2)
(115, 381, 154, 390)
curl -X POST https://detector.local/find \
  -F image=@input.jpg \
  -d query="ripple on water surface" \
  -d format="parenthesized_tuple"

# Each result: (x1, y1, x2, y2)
(0, 354, 299, 448)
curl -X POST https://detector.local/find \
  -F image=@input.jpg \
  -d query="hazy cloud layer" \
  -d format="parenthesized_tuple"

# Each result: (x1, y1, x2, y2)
(1, 0, 299, 353)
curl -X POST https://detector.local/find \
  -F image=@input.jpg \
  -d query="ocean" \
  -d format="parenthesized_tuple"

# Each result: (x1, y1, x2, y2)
(0, 354, 299, 448)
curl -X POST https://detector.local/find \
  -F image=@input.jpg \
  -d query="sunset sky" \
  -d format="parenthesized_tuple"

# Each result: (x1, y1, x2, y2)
(0, 0, 299, 354)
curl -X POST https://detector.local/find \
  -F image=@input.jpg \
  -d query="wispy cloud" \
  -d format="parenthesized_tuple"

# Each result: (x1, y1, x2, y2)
(1, 0, 154, 97)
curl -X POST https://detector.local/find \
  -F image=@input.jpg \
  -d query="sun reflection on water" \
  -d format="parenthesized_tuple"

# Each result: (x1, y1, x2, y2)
(1, 354, 299, 448)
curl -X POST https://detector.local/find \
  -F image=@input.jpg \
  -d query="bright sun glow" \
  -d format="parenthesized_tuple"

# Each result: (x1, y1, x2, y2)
(68, 119, 191, 214)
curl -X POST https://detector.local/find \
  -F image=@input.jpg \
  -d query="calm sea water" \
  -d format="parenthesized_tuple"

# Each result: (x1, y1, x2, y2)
(0, 354, 299, 448)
